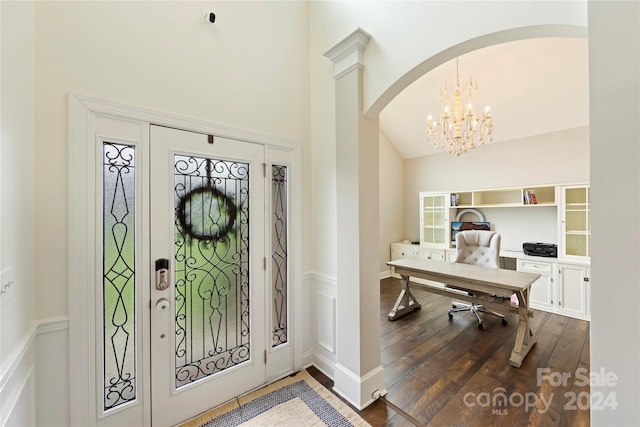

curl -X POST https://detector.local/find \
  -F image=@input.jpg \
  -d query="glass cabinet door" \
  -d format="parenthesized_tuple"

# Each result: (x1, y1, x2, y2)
(421, 194, 447, 246)
(562, 186, 590, 259)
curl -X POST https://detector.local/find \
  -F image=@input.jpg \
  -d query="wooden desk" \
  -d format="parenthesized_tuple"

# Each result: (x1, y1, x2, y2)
(387, 258, 540, 368)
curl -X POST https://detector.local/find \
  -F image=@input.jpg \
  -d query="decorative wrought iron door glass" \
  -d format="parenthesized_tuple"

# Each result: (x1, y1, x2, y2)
(103, 142, 136, 411)
(271, 165, 288, 347)
(173, 154, 250, 388)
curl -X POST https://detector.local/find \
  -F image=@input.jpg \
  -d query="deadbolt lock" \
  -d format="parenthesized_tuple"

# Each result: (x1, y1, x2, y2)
(155, 258, 170, 290)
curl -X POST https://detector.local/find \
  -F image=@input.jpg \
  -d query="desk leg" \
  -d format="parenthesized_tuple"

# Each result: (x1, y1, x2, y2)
(509, 288, 538, 367)
(387, 274, 421, 321)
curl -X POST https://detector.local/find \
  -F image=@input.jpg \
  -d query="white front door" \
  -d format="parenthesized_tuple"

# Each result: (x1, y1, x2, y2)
(70, 100, 298, 427)
(149, 125, 267, 426)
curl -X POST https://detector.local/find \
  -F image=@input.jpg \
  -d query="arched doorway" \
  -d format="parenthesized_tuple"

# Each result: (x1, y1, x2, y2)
(371, 25, 588, 422)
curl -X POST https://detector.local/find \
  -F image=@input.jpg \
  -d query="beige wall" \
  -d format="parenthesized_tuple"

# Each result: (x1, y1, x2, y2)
(1, 2, 38, 425)
(378, 129, 405, 273)
(1, 0, 37, 364)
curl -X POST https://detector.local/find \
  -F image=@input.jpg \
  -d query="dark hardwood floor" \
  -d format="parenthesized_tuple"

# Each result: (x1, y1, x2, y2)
(309, 277, 590, 427)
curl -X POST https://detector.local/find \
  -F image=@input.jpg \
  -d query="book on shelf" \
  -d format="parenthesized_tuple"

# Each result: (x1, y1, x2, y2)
(523, 190, 538, 205)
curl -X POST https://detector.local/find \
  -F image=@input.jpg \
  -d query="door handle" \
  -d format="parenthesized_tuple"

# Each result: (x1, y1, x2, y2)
(156, 298, 170, 311)
(155, 258, 170, 290)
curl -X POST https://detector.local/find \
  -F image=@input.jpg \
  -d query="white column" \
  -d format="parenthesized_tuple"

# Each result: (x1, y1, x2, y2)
(323, 28, 385, 409)
(589, 1, 640, 425)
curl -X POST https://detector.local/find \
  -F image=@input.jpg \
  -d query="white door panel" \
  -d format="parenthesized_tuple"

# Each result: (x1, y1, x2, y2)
(150, 125, 266, 426)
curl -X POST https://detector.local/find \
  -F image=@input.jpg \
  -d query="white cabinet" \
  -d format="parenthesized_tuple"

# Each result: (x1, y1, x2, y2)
(390, 242, 444, 284)
(390, 242, 419, 260)
(391, 242, 444, 261)
(559, 185, 590, 261)
(420, 193, 450, 248)
(557, 264, 590, 319)
(517, 258, 556, 311)
(412, 183, 591, 320)
(516, 257, 590, 320)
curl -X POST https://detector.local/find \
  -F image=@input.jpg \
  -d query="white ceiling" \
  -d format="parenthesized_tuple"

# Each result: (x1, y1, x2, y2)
(379, 37, 589, 159)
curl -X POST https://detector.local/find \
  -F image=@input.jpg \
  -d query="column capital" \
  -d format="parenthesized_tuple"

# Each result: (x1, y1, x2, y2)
(323, 27, 371, 79)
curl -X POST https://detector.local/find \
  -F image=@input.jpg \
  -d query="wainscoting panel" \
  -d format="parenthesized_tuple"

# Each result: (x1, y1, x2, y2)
(0, 317, 69, 427)
(4, 368, 35, 427)
(317, 293, 336, 354)
(35, 318, 70, 426)
(0, 324, 36, 426)
(304, 273, 338, 379)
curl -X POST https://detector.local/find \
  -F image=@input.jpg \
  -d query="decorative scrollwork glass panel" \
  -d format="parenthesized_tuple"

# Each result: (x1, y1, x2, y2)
(173, 154, 250, 388)
(271, 165, 288, 347)
(103, 142, 136, 411)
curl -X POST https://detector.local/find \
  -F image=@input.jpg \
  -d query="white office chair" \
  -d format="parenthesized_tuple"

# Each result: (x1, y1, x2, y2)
(448, 230, 507, 330)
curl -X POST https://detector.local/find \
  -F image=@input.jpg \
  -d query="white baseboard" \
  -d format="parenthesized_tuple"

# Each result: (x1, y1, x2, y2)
(302, 349, 314, 368)
(332, 363, 385, 410)
(305, 350, 336, 380)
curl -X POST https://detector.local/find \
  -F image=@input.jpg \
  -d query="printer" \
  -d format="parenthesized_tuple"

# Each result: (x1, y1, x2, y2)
(522, 242, 557, 258)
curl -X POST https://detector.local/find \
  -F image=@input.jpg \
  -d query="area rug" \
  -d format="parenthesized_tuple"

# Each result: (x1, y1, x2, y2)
(179, 369, 371, 427)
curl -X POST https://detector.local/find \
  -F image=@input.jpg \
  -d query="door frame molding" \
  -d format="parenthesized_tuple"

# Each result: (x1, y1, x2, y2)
(68, 94, 303, 426)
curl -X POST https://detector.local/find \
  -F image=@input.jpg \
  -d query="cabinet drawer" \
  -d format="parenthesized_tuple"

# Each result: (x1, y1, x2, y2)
(419, 249, 444, 261)
(391, 248, 404, 260)
(391, 243, 420, 260)
(517, 259, 553, 274)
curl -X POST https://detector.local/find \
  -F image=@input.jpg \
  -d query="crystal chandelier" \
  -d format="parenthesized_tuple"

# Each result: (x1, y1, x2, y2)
(426, 57, 493, 156)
